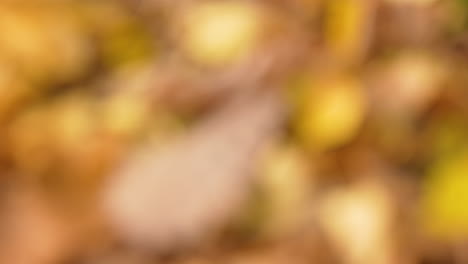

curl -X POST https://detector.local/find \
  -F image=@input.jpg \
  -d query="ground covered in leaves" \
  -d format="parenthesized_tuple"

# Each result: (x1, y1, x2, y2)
(1, 0, 468, 263)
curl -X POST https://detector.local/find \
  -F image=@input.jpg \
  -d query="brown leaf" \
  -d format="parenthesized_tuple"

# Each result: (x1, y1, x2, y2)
(102, 89, 286, 251)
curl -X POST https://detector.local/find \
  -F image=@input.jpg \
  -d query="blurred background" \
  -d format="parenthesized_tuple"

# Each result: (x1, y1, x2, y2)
(1, 0, 468, 263)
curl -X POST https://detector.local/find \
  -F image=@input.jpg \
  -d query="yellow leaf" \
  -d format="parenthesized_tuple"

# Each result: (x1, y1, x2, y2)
(422, 151, 468, 238)
(295, 76, 367, 151)
(181, 1, 261, 66)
